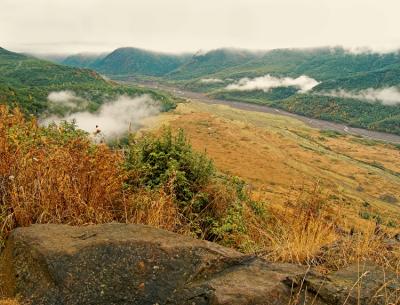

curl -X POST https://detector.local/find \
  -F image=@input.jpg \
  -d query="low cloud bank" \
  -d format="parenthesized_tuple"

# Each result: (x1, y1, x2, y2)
(43, 95, 160, 139)
(47, 90, 84, 108)
(226, 75, 319, 93)
(343, 45, 400, 55)
(200, 78, 224, 83)
(324, 87, 400, 106)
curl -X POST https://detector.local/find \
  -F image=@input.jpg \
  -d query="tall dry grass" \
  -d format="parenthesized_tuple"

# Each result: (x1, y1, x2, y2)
(245, 183, 399, 276)
(0, 107, 127, 245)
(0, 299, 19, 305)
(259, 184, 339, 264)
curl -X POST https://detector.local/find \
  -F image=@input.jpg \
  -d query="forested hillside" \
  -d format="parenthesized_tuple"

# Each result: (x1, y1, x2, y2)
(62, 52, 107, 68)
(87, 47, 191, 77)
(57, 46, 400, 89)
(0, 47, 177, 115)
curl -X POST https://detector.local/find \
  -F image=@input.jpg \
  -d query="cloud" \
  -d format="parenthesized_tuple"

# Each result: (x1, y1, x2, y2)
(200, 78, 224, 83)
(47, 90, 84, 108)
(42, 95, 160, 139)
(343, 45, 400, 55)
(324, 87, 400, 106)
(226, 75, 319, 93)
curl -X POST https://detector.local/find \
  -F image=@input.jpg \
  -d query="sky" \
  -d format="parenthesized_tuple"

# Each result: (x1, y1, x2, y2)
(1, 0, 400, 55)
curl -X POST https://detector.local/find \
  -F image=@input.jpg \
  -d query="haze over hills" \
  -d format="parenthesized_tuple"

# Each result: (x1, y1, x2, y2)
(62, 47, 192, 77)
(62, 52, 108, 68)
(58, 46, 400, 84)
(166, 48, 260, 80)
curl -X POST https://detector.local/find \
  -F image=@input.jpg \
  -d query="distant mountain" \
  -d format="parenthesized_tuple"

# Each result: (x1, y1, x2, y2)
(89, 47, 191, 76)
(184, 47, 400, 136)
(0, 47, 176, 115)
(167, 48, 261, 80)
(55, 46, 400, 89)
(25, 53, 70, 64)
(189, 47, 400, 84)
(62, 52, 107, 68)
(0, 47, 107, 88)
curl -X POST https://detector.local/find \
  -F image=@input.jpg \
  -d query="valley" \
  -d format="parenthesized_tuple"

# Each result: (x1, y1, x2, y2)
(133, 81, 400, 144)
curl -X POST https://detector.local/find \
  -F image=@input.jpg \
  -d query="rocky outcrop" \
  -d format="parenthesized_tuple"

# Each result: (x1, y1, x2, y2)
(0, 224, 398, 305)
(0, 224, 308, 305)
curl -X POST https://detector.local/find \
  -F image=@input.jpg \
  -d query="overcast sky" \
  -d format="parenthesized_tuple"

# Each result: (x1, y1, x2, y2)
(1, 0, 400, 54)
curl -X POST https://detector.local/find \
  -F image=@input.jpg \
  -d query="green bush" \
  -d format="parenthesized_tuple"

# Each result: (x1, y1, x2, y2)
(124, 128, 214, 203)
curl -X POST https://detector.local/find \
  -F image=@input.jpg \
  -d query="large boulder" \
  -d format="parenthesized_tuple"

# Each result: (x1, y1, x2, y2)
(2, 224, 397, 305)
(0, 224, 307, 305)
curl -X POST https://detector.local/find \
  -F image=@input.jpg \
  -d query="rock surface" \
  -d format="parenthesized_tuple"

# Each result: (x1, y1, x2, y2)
(0, 224, 398, 305)
(0, 224, 307, 305)
(303, 263, 400, 305)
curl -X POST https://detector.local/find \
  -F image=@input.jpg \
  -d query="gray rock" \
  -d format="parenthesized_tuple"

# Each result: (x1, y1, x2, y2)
(2, 224, 396, 305)
(304, 262, 400, 305)
(0, 224, 308, 305)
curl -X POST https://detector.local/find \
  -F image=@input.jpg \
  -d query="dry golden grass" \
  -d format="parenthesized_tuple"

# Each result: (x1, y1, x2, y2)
(263, 185, 339, 264)
(0, 107, 126, 243)
(0, 108, 201, 248)
(0, 299, 19, 305)
(123, 187, 181, 232)
(323, 135, 400, 174)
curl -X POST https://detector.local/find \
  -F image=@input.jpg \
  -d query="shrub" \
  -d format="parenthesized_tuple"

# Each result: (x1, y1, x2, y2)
(124, 128, 214, 202)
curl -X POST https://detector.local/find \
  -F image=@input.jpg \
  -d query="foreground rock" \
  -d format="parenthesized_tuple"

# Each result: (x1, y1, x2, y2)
(304, 263, 400, 305)
(0, 224, 398, 305)
(0, 224, 307, 305)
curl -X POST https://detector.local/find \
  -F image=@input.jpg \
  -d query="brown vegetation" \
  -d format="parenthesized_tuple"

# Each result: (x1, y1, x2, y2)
(0, 107, 125, 244)
(0, 299, 19, 305)
(0, 104, 399, 278)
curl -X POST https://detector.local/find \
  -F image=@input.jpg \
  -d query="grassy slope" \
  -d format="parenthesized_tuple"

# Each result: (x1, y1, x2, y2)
(164, 100, 400, 228)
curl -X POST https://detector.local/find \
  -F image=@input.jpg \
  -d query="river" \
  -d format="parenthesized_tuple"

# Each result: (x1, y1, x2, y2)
(129, 81, 400, 145)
